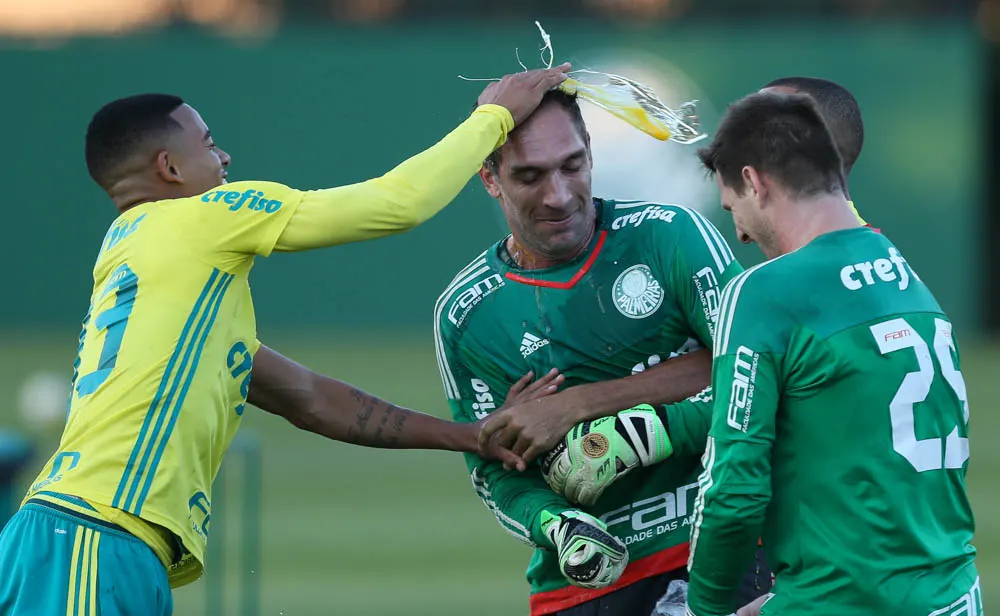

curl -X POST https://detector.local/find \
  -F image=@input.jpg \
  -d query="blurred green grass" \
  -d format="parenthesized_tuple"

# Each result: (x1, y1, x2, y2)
(0, 329, 996, 615)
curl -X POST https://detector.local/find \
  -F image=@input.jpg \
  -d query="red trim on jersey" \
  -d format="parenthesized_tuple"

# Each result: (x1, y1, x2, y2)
(504, 230, 608, 289)
(528, 543, 689, 615)
(865, 223, 883, 234)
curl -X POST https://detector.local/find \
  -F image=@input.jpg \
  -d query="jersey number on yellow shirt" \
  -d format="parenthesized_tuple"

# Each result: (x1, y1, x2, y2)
(70, 263, 139, 401)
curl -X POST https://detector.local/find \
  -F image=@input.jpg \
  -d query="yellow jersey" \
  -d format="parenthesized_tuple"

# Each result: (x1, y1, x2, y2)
(20, 104, 514, 587)
(26, 180, 303, 585)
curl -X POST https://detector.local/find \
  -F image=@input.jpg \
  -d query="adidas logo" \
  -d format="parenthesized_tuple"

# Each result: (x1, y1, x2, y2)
(520, 332, 550, 358)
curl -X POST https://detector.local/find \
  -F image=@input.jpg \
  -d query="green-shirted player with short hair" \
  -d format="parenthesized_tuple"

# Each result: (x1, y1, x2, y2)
(434, 89, 757, 616)
(683, 91, 980, 616)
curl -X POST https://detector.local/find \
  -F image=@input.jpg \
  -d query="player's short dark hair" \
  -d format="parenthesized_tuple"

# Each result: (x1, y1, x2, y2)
(763, 77, 864, 174)
(697, 92, 845, 199)
(85, 94, 186, 190)
(483, 89, 587, 175)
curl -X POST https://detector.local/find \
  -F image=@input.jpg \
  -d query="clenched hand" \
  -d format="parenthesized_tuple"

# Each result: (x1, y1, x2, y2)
(479, 386, 584, 468)
(477, 368, 565, 471)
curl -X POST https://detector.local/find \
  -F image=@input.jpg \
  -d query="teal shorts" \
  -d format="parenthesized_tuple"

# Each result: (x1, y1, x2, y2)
(0, 497, 173, 615)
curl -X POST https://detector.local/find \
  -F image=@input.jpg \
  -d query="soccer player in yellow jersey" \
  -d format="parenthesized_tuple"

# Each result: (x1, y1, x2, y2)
(0, 65, 571, 615)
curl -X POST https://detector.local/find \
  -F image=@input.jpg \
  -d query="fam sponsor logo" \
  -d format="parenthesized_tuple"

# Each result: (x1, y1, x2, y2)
(928, 575, 982, 616)
(693, 266, 721, 335)
(448, 274, 504, 327)
(600, 482, 699, 546)
(727, 345, 758, 432)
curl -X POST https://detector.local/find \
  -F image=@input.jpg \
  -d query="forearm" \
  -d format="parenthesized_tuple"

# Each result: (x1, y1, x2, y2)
(656, 388, 714, 458)
(469, 456, 573, 547)
(274, 105, 514, 250)
(687, 437, 772, 616)
(250, 364, 477, 452)
(562, 349, 712, 423)
(308, 376, 478, 450)
(687, 491, 769, 616)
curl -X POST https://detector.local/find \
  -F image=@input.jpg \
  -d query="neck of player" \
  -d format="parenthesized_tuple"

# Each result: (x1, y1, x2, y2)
(768, 192, 862, 258)
(108, 174, 190, 213)
(506, 223, 596, 270)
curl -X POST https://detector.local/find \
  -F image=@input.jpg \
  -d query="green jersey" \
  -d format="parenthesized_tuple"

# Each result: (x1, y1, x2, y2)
(687, 227, 980, 616)
(434, 199, 742, 615)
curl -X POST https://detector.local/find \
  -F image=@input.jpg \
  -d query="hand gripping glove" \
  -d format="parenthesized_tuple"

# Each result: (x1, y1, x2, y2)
(541, 404, 673, 506)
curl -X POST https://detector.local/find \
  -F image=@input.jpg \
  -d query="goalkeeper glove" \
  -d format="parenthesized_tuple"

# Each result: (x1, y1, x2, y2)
(541, 404, 673, 507)
(539, 509, 628, 589)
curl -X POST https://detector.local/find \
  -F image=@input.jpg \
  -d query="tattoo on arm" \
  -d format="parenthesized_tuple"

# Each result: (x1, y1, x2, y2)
(347, 388, 410, 448)
(391, 410, 407, 437)
(350, 388, 376, 432)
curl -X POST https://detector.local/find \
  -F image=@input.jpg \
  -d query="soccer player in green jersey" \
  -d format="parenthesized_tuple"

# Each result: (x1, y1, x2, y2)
(433, 88, 759, 616)
(684, 92, 980, 616)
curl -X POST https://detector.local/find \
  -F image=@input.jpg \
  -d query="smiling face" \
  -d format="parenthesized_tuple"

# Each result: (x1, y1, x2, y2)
(165, 104, 232, 196)
(480, 98, 596, 267)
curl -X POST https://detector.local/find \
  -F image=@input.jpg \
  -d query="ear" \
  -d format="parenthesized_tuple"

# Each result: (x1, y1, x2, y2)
(479, 165, 502, 199)
(742, 166, 767, 205)
(585, 131, 594, 170)
(155, 150, 184, 185)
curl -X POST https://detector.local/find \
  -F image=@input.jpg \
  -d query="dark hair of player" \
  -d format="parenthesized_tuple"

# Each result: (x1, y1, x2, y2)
(763, 76, 864, 174)
(85, 94, 186, 190)
(483, 88, 587, 175)
(697, 92, 846, 199)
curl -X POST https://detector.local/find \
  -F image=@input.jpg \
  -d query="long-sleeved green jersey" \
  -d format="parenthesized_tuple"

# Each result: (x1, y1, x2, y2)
(686, 227, 980, 616)
(434, 199, 742, 615)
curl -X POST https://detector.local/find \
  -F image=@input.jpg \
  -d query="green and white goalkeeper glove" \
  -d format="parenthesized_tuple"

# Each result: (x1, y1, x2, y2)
(541, 404, 673, 507)
(540, 509, 628, 589)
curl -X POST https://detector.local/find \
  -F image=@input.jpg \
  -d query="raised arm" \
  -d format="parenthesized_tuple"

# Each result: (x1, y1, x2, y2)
(273, 66, 572, 251)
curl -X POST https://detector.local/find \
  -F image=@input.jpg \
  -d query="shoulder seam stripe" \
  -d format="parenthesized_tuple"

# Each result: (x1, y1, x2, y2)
(673, 205, 733, 274)
(714, 254, 792, 356)
(434, 259, 494, 399)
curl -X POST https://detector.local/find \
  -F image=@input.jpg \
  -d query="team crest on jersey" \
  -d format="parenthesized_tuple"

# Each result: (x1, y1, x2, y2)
(613, 264, 663, 319)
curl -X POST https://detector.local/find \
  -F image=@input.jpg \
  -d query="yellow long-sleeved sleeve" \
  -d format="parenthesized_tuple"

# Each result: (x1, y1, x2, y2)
(274, 104, 514, 251)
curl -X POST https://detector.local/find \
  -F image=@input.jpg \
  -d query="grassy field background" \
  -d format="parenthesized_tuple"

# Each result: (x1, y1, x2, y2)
(0, 329, 996, 615)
